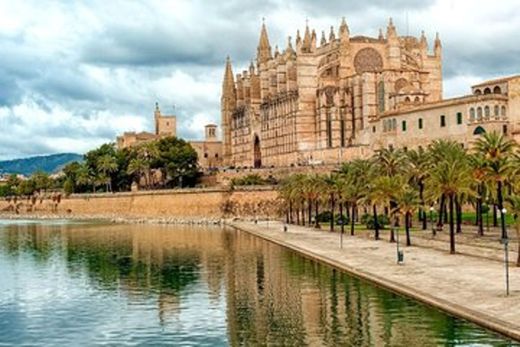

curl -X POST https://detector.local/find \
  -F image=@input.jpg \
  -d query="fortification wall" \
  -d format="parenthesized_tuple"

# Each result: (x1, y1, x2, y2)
(0, 187, 280, 220)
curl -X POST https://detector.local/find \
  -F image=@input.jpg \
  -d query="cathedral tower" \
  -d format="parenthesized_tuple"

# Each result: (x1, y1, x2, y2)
(221, 56, 236, 165)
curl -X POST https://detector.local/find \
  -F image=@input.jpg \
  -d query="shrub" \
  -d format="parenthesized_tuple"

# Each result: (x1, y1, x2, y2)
(361, 213, 390, 229)
(315, 211, 350, 225)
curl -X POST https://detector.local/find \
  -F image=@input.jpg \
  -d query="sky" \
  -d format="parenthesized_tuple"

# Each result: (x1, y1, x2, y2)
(0, 0, 519, 160)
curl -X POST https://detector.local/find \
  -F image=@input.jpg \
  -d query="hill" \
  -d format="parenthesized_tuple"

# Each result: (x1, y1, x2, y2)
(0, 153, 83, 176)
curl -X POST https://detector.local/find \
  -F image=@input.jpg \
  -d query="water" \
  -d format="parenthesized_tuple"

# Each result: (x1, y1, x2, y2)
(0, 220, 517, 346)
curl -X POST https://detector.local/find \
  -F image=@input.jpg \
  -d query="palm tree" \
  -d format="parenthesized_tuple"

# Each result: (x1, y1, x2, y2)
(469, 154, 487, 236)
(393, 185, 421, 246)
(474, 131, 516, 239)
(97, 154, 118, 192)
(323, 173, 340, 232)
(406, 147, 430, 230)
(128, 157, 150, 188)
(426, 142, 473, 254)
(365, 175, 390, 240)
(374, 147, 408, 177)
(342, 159, 373, 236)
(76, 163, 93, 192)
(505, 194, 520, 266)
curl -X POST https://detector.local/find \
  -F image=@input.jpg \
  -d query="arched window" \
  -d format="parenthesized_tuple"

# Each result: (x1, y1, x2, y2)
(414, 96, 420, 103)
(475, 89, 482, 95)
(470, 108, 475, 122)
(494, 105, 500, 118)
(405, 96, 411, 103)
(473, 126, 486, 135)
(477, 107, 483, 121)
(484, 106, 490, 120)
(484, 87, 491, 94)
(377, 81, 385, 113)
(501, 106, 507, 118)
(493, 86, 502, 94)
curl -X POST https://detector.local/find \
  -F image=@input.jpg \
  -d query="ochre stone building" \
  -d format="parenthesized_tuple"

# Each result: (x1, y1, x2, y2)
(189, 124, 223, 169)
(221, 18, 519, 168)
(117, 103, 176, 149)
(116, 103, 222, 169)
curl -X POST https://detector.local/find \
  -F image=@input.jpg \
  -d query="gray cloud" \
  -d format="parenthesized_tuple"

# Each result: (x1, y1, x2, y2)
(0, 0, 519, 159)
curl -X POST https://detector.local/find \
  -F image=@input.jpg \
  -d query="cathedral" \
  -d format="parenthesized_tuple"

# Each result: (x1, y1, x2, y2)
(221, 18, 519, 168)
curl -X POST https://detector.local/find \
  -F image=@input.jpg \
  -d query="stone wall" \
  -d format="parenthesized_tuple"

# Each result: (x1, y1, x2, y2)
(0, 187, 280, 220)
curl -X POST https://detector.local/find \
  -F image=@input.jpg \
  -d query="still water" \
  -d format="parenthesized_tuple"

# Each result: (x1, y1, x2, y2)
(0, 220, 518, 347)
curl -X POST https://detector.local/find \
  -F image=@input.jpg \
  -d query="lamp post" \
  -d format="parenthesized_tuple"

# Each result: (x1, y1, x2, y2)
(395, 219, 403, 264)
(501, 208, 510, 296)
(429, 206, 435, 236)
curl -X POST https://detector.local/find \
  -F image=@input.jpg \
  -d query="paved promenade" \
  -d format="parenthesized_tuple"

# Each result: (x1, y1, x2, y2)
(229, 220, 520, 341)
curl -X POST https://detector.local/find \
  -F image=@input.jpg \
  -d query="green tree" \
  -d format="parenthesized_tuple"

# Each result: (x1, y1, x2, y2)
(505, 194, 520, 266)
(154, 137, 198, 188)
(97, 154, 118, 192)
(474, 131, 516, 239)
(393, 185, 420, 246)
(426, 141, 473, 254)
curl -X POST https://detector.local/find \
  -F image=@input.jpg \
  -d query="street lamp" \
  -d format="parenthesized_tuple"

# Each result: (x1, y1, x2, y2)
(501, 208, 510, 296)
(429, 206, 435, 236)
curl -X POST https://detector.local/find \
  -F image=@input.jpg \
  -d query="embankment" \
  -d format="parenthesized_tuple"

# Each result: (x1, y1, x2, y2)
(0, 186, 280, 220)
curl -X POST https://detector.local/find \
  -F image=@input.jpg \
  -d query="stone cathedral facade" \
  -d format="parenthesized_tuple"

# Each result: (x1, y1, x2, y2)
(221, 18, 520, 168)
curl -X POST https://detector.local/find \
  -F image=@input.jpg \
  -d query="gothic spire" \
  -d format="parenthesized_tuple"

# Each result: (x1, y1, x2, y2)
(339, 17, 350, 42)
(420, 30, 428, 49)
(434, 32, 442, 56)
(222, 56, 236, 100)
(257, 19, 272, 65)
(320, 30, 327, 45)
(329, 26, 335, 41)
(302, 22, 311, 50)
(387, 17, 397, 38)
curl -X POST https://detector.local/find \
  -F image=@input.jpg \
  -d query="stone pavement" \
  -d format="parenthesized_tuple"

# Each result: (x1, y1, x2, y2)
(229, 220, 520, 341)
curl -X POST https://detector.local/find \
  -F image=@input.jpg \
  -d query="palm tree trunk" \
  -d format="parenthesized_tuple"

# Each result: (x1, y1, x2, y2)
(315, 200, 320, 228)
(456, 197, 462, 234)
(350, 204, 356, 236)
(307, 199, 312, 226)
(478, 197, 484, 236)
(288, 201, 293, 224)
(390, 216, 396, 243)
(420, 182, 427, 230)
(339, 201, 344, 235)
(437, 194, 445, 229)
(405, 212, 411, 246)
(449, 194, 456, 254)
(330, 194, 335, 232)
(373, 204, 380, 240)
(493, 204, 498, 227)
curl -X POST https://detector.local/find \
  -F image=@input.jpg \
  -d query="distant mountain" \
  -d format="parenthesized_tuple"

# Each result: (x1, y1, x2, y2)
(0, 153, 83, 176)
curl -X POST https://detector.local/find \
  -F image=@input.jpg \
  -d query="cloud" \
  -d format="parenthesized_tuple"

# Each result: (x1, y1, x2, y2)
(0, 0, 519, 159)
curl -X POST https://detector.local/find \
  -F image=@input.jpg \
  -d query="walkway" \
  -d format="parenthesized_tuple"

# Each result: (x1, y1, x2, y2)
(228, 220, 520, 341)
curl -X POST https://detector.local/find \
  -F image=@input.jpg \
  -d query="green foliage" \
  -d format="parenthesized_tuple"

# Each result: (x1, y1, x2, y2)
(315, 211, 349, 225)
(230, 174, 276, 187)
(61, 137, 200, 193)
(63, 178, 74, 196)
(361, 213, 390, 230)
